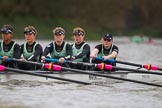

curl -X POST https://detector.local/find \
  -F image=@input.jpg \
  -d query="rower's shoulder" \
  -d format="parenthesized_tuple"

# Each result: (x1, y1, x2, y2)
(112, 44, 118, 48)
(95, 44, 102, 48)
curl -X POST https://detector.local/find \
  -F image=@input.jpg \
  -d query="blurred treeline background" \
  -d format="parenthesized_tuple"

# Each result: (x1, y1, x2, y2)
(0, 0, 162, 40)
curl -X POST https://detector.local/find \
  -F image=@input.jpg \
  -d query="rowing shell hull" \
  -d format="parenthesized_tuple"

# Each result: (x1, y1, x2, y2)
(0, 71, 128, 84)
(0, 71, 161, 85)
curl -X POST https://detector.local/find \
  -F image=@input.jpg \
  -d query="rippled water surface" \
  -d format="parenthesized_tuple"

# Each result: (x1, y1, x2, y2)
(0, 37, 162, 108)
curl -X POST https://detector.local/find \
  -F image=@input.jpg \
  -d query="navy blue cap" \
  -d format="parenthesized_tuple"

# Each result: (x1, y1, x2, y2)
(1, 28, 13, 34)
(103, 33, 113, 40)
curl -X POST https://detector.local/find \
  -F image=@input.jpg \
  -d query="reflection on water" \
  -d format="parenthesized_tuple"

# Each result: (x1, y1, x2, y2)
(0, 37, 162, 108)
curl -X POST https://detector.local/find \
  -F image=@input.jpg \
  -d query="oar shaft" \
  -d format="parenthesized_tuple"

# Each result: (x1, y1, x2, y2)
(2, 57, 161, 87)
(116, 60, 142, 67)
(1, 66, 90, 85)
(103, 64, 162, 75)
(7, 58, 43, 66)
(59, 66, 162, 87)
(44, 63, 162, 76)
(46, 58, 162, 73)
(40, 64, 162, 87)
(95, 57, 162, 71)
(95, 57, 142, 67)
(115, 67, 162, 75)
(158, 68, 162, 71)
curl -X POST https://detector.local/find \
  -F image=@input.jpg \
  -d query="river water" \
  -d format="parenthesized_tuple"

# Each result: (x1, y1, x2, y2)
(0, 37, 162, 108)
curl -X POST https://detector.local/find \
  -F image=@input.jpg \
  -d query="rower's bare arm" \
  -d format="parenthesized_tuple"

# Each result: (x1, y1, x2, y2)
(103, 51, 118, 60)
(90, 48, 99, 58)
(41, 56, 46, 62)
(110, 51, 118, 58)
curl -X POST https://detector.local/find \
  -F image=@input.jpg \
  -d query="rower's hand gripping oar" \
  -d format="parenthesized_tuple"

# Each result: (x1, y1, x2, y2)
(45, 58, 97, 67)
(95, 57, 162, 71)
(0, 56, 62, 71)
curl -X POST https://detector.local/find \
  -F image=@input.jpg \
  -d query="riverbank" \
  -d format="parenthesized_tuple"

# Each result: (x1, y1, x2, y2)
(0, 16, 161, 40)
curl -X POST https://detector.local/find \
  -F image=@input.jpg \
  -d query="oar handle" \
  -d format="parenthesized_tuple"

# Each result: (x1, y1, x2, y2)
(6, 58, 12, 62)
(45, 58, 59, 63)
(0, 56, 2, 60)
(95, 57, 115, 63)
(45, 58, 67, 64)
(0, 56, 13, 62)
